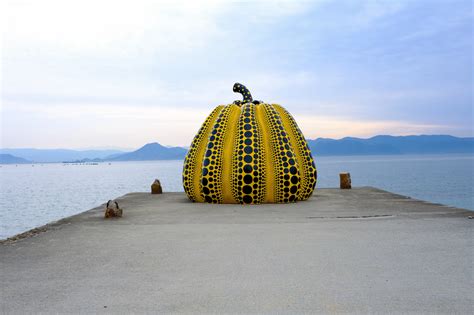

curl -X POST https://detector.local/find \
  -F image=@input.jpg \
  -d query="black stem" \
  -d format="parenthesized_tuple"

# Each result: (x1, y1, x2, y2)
(233, 83, 253, 103)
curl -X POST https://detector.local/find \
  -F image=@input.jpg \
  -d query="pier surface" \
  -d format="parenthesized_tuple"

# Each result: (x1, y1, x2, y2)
(1, 187, 473, 313)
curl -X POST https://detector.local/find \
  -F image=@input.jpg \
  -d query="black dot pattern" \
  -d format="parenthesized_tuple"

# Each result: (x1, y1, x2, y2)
(274, 105, 318, 200)
(183, 103, 317, 204)
(231, 103, 265, 204)
(262, 104, 300, 203)
(200, 105, 233, 203)
(233, 82, 253, 103)
(182, 106, 223, 201)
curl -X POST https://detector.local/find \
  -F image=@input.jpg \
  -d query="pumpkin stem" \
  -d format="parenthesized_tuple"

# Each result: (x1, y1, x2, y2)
(233, 83, 253, 103)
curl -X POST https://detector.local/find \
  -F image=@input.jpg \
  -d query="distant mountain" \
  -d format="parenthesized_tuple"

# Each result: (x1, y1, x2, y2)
(104, 152, 127, 160)
(0, 154, 31, 164)
(105, 135, 474, 160)
(110, 142, 187, 161)
(0, 148, 126, 163)
(2, 135, 472, 163)
(308, 135, 474, 155)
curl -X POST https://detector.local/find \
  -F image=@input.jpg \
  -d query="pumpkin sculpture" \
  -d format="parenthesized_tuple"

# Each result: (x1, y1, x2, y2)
(182, 83, 317, 204)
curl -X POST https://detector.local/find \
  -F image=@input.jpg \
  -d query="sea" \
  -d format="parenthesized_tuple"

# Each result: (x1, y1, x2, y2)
(1, 154, 473, 240)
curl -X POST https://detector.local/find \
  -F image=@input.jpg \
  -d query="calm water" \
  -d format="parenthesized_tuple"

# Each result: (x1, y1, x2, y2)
(1, 154, 473, 239)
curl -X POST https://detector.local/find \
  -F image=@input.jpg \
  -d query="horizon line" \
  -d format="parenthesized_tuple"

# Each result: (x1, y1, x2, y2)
(1, 134, 473, 151)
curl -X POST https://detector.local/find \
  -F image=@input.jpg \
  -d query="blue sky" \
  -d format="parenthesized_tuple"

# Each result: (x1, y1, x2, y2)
(1, 0, 472, 149)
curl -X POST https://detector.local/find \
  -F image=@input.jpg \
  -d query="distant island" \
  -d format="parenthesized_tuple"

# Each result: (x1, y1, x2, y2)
(0, 148, 124, 163)
(0, 154, 31, 164)
(307, 135, 474, 156)
(1, 135, 472, 163)
(110, 143, 187, 161)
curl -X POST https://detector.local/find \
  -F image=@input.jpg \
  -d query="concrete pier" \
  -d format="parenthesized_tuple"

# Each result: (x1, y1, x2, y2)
(1, 187, 473, 313)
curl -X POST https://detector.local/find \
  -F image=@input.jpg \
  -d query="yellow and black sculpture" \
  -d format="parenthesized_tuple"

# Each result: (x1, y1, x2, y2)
(183, 83, 317, 204)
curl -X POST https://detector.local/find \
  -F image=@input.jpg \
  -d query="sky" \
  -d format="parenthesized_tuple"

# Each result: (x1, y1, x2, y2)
(1, 0, 472, 149)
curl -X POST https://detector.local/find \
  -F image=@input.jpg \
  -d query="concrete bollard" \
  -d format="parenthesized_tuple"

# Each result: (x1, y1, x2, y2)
(340, 172, 351, 189)
(105, 200, 122, 218)
(151, 179, 163, 194)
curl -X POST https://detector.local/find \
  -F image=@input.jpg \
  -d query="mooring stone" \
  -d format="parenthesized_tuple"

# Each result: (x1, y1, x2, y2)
(104, 200, 122, 218)
(151, 179, 163, 194)
(340, 172, 351, 189)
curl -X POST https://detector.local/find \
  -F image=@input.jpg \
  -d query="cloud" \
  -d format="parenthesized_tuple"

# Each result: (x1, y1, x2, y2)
(2, 101, 470, 149)
(294, 114, 463, 140)
(351, 0, 404, 27)
(1, 101, 210, 148)
(3, 0, 225, 57)
(1, 0, 472, 148)
(2, 0, 324, 106)
(3, 0, 320, 58)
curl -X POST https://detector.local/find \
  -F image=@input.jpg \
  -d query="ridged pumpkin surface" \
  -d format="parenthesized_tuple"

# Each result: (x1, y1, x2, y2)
(182, 85, 317, 204)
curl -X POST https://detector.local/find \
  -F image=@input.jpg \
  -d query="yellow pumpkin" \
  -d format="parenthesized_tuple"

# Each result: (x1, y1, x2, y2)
(182, 83, 317, 204)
